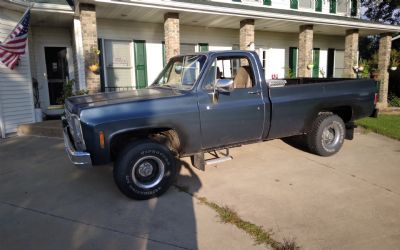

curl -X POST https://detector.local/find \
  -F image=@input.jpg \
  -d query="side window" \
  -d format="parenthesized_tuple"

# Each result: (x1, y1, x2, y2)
(202, 56, 254, 90)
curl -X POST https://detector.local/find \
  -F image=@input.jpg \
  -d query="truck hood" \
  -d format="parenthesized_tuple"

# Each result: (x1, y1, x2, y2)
(65, 87, 183, 114)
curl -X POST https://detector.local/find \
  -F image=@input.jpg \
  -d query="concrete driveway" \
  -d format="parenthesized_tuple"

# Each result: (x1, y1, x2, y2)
(1, 131, 400, 249)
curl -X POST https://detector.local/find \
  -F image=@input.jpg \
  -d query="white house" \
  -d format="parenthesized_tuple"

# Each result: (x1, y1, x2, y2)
(0, 0, 399, 138)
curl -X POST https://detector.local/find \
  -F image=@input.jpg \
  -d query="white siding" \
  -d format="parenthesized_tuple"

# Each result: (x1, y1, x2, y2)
(30, 26, 72, 109)
(0, 8, 34, 137)
(98, 19, 345, 83)
(212, 0, 351, 16)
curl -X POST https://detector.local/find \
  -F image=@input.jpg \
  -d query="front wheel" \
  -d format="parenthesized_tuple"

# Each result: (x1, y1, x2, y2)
(306, 114, 345, 156)
(113, 139, 177, 200)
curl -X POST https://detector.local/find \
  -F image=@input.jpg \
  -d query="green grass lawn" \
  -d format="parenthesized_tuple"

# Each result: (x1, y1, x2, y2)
(356, 114, 400, 140)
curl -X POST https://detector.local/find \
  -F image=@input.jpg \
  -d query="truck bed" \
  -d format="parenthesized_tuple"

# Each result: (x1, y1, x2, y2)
(266, 78, 377, 139)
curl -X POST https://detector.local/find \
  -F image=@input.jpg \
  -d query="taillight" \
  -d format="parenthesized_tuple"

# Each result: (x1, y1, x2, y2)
(374, 93, 379, 105)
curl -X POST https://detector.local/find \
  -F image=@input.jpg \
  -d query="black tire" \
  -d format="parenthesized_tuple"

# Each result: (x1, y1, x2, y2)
(113, 139, 177, 200)
(306, 114, 345, 156)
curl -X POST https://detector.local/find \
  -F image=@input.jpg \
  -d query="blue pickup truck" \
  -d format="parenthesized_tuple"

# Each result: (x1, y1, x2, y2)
(63, 50, 378, 200)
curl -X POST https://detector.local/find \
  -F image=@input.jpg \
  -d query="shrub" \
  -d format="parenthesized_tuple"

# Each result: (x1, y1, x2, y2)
(388, 92, 400, 107)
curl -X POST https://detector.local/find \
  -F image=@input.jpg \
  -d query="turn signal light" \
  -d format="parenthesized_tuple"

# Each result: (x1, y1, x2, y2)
(374, 93, 379, 105)
(99, 131, 105, 149)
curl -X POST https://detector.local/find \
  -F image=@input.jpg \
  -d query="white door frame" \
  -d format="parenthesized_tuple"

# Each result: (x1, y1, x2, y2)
(40, 44, 74, 108)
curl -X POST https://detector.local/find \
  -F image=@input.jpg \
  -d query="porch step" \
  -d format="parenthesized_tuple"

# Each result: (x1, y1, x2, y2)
(17, 120, 63, 138)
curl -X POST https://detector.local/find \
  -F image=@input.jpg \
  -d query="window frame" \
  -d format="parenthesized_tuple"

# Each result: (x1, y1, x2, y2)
(200, 55, 257, 91)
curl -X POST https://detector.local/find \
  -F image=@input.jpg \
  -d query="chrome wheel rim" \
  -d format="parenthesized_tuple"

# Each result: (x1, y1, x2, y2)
(321, 122, 341, 150)
(132, 156, 165, 189)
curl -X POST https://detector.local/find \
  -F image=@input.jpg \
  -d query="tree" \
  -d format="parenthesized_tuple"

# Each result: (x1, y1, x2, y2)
(361, 0, 400, 24)
(359, 0, 400, 61)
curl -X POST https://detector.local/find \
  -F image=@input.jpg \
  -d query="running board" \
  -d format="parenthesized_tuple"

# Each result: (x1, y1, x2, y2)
(191, 149, 233, 171)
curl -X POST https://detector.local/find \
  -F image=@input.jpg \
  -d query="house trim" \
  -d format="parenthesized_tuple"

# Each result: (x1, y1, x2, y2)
(94, 0, 400, 33)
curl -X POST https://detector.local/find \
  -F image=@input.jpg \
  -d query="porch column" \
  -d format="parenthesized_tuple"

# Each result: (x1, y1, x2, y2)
(79, 3, 100, 93)
(377, 33, 392, 108)
(344, 29, 359, 78)
(164, 13, 180, 62)
(240, 19, 255, 51)
(298, 25, 313, 77)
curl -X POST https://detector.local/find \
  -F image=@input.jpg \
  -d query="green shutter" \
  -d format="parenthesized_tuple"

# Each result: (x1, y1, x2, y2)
(263, 0, 271, 6)
(97, 38, 105, 92)
(329, 0, 336, 13)
(312, 48, 320, 78)
(162, 41, 166, 67)
(290, 0, 298, 9)
(315, 0, 322, 12)
(198, 43, 209, 52)
(289, 47, 298, 78)
(134, 40, 148, 89)
(351, 0, 357, 16)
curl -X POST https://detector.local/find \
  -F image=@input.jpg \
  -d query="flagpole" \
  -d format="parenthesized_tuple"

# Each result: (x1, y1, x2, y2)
(3, 2, 32, 43)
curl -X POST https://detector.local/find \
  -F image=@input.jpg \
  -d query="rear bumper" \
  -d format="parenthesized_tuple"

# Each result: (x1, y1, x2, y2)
(62, 117, 92, 168)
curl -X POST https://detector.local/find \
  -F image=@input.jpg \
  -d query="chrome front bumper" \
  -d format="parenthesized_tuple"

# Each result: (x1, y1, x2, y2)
(62, 119, 92, 168)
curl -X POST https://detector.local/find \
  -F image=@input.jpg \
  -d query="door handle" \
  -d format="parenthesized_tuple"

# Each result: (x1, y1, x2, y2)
(248, 90, 261, 95)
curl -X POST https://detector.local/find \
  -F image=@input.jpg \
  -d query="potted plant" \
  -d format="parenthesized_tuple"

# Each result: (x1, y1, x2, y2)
(390, 51, 399, 71)
(358, 58, 370, 78)
(32, 78, 43, 122)
(57, 79, 89, 105)
(88, 47, 101, 74)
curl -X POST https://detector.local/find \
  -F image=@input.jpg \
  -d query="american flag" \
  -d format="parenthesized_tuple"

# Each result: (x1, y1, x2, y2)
(0, 9, 31, 70)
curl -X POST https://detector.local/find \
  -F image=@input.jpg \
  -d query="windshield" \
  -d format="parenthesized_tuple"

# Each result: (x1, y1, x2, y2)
(152, 55, 207, 90)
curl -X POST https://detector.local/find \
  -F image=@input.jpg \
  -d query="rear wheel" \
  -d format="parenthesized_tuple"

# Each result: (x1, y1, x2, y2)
(306, 114, 345, 156)
(113, 139, 177, 200)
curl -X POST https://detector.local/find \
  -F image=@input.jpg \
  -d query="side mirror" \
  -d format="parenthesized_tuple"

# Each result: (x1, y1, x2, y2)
(216, 79, 233, 93)
(174, 65, 182, 74)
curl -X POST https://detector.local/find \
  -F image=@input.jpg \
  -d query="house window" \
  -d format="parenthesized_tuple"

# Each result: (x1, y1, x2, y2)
(264, 0, 271, 6)
(180, 43, 196, 54)
(104, 39, 134, 90)
(337, 0, 347, 13)
(299, 0, 314, 10)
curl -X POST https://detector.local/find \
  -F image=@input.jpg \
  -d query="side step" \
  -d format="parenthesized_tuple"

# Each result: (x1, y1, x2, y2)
(191, 149, 233, 171)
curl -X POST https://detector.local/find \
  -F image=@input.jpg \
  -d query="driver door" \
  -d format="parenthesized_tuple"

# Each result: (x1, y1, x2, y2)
(198, 55, 265, 149)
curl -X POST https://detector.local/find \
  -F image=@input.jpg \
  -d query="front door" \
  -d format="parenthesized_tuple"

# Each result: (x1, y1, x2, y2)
(44, 47, 69, 105)
(198, 55, 265, 149)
